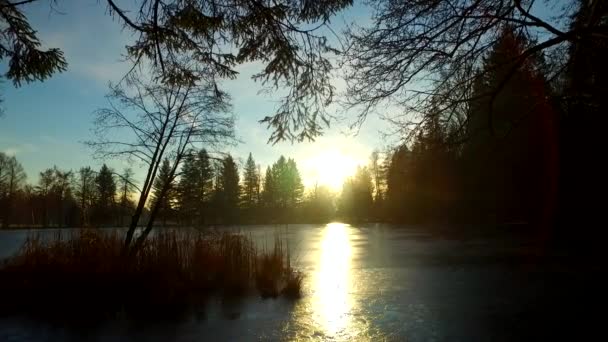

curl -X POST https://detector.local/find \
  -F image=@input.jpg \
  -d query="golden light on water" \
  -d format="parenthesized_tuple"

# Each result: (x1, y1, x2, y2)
(313, 223, 353, 336)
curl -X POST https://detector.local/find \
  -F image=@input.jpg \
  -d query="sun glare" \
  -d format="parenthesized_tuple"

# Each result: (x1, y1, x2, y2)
(306, 149, 362, 191)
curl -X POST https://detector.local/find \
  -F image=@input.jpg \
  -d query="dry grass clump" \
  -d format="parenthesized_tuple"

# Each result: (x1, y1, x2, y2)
(0, 229, 302, 319)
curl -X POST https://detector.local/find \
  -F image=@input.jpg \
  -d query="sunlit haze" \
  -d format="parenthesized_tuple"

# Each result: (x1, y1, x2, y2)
(301, 148, 367, 191)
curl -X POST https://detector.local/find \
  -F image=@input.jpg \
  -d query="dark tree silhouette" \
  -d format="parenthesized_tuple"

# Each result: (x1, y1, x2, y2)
(150, 158, 176, 227)
(177, 153, 200, 225)
(378, 29, 555, 226)
(88, 75, 234, 253)
(4, 0, 353, 141)
(35, 168, 54, 227)
(74, 166, 96, 227)
(117, 167, 137, 227)
(93, 164, 117, 226)
(554, 0, 608, 241)
(34, 166, 74, 228)
(461, 28, 557, 224)
(0, 0, 67, 86)
(102, 0, 352, 142)
(215, 154, 240, 223)
(175, 149, 214, 225)
(385, 145, 411, 222)
(52, 167, 73, 228)
(196, 149, 214, 225)
(342, 0, 604, 139)
(0, 153, 26, 228)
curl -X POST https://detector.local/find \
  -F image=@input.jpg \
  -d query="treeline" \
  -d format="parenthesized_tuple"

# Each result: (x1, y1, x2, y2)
(3, 19, 603, 230)
(0, 151, 337, 228)
(158, 151, 334, 225)
(338, 11, 608, 234)
(0, 157, 138, 228)
(373, 27, 556, 225)
(335, 29, 566, 226)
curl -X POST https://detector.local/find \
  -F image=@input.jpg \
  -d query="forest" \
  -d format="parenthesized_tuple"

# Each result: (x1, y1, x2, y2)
(0, 0, 605, 243)
(3, 20, 605, 235)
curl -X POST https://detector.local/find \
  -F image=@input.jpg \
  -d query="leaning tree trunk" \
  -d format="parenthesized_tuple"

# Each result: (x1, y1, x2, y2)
(130, 182, 171, 254)
(130, 156, 182, 254)
(123, 199, 148, 253)
(123, 149, 166, 252)
(122, 113, 175, 252)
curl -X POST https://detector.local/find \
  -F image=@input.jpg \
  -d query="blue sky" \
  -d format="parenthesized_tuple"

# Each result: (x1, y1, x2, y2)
(0, 0, 565, 189)
(0, 0, 389, 189)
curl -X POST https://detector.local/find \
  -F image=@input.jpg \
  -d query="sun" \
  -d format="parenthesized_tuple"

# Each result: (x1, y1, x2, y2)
(305, 149, 362, 191)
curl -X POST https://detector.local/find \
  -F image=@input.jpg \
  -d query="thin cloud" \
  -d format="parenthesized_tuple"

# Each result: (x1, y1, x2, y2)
(2, 143, 38, 156)
(78, 61, 131, 86)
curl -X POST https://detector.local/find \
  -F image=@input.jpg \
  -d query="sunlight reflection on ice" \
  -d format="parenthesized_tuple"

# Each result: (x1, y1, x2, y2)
(313, 222, 352, 336)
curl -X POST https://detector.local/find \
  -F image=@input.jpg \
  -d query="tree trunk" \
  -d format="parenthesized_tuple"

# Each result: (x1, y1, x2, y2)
(123, 200, 146, 253)
(130, 191, 164, 254)
(130, 157, 182, 254)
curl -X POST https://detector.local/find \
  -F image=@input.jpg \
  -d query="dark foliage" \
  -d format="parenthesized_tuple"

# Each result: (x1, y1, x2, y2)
(2, 0, 353, 142)
(333, 0, 608, 248)
(0, 229, 301, 319)
(0, 0, 67, 86)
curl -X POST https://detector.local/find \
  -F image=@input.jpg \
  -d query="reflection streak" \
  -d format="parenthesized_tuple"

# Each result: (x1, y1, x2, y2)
(313, 223, 352, 336)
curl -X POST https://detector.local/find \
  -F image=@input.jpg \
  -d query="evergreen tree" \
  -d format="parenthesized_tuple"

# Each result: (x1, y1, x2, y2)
(176, 150, 215, 225)
(385, 145, 412, 222)
(210, 159, 223, 222)
(565, 0, 608, 120)
(197, 149, 214, 224)
(463, 28, 556, 224)
(94, 164, 116, 225)
(117, 168, 137, 227)
(255, 165, 262, 204)
(242, 153, 259, 209)
(150, 158, 177, 226)
(272, 156, 289, 208)
(556, 0, 608, 238)
(0, 3, 67, 88)
(339, 166, 373, 221)
(270, 156, 304, 210)
(262, 166, 276, 209)
(285, 158, 304, 208)
(217, 155, 240, 222)
(177, 153, 200, 225)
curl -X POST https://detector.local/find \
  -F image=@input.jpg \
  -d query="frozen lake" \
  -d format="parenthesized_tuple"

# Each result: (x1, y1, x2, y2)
(0, 223, 602, 341)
